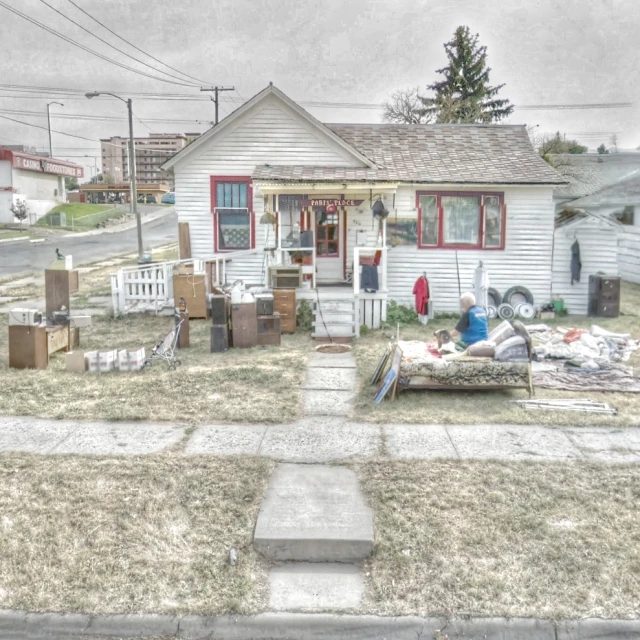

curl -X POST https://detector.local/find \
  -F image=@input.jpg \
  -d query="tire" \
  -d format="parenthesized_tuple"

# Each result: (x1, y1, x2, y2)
(503, 285, 534, 307)
(487, 306, 498, 319)
(487, 287, 503, 308)
(497, 303, 515, 320)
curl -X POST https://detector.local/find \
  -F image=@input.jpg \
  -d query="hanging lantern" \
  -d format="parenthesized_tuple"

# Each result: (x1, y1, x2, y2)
(326, 203, 337, 214)
(372, 199, 389, 219)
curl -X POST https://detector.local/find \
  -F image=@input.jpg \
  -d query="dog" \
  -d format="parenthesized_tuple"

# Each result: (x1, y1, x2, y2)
(434, 329, 453, 349)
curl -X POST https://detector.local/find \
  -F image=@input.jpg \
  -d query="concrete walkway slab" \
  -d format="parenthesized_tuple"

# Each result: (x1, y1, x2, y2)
(447, 424, 582, 461)
(186, 424, 267, 455)
(307, 353, 357, 369)
(304, 390, 355, 416)
(303, 368, 357, 391)
(0, 417, 77, 454)
(385, 424, 459, 459)
(254, 463, 374, 562)
(49, 422, 185, 455)
(259, 418, 380, 462)
(565, 427, 640, 463)
(269, 563, 364, 611)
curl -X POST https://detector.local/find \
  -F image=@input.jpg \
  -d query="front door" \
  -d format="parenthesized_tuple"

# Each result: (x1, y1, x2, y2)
(315, 208, 343, 282)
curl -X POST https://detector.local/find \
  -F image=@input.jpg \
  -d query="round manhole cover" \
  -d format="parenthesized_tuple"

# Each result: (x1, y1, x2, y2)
(315, 344, 352, 354)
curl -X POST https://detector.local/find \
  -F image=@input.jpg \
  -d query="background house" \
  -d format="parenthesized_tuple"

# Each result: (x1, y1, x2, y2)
(551, 153, 640, 284)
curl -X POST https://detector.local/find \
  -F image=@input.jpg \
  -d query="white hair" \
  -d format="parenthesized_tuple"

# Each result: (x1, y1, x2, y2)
(460, 292, 476, 309)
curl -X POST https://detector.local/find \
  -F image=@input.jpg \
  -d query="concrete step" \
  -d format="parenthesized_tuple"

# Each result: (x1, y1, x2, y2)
(269, 563, 363, 611)
(254, 463, 374, 562)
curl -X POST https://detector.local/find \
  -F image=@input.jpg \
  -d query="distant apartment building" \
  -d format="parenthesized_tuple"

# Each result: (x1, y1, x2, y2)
(100, 133, 200, 190)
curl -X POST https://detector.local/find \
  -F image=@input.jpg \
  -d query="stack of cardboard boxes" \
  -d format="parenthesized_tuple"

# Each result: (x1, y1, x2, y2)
(66, 347, 146, 373)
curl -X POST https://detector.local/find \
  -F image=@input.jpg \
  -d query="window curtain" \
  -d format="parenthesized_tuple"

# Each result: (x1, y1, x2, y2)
(442, 196, 480, 245)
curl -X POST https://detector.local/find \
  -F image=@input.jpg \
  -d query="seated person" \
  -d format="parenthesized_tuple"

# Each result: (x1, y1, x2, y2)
(451, 292, 488, 346)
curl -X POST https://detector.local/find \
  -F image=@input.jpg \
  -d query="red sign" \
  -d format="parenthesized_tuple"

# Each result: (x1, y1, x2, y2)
(299, 199, 364, 207)
(6, 151, 83, 178)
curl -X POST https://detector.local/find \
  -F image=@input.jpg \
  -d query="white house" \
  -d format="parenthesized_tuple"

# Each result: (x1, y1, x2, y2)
(551, 153, 640, 284)
(0, 147, 84, 224)
(163, 84, 615, 331)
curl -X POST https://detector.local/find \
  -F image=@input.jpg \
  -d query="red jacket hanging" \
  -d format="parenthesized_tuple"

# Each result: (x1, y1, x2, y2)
(412, 276, 430, 315)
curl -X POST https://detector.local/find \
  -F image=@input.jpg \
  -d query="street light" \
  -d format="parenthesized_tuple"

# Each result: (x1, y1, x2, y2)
(86, 91, 142, 262)
(46, 101, 64, 158)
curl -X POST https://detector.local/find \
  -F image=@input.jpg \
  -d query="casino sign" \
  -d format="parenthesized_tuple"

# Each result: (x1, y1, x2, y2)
(0, 149, 84, 178)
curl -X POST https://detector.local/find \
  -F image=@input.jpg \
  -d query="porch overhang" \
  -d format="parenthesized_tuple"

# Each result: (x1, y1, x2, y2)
(253, 181, 399, 193)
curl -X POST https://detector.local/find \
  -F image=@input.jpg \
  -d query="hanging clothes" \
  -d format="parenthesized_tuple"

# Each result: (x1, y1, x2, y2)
(473, 262, 490, 310)
(571, 240, 582, 285)
(412, 275, 430, 315)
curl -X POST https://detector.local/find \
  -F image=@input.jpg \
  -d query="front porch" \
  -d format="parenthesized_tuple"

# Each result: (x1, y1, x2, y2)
(257, 185, 394, 337)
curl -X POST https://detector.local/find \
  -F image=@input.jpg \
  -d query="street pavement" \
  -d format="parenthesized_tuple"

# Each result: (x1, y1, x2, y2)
(0, 207, 177, 277)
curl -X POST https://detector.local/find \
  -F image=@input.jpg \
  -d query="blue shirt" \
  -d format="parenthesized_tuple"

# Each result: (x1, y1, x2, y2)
(456, 305, 489, 345)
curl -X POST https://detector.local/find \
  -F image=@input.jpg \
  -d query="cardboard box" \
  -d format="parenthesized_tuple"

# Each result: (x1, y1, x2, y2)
(538, 311, 556, 320)
(117, 349, 129, 372)
(66, 351, 87, 373)
(176, 262, 194, 276)
(86, 350, 99, 373)
(71, 315, 92, 328)
(127, 347, 146, 372)
(98, 349, 117, 373)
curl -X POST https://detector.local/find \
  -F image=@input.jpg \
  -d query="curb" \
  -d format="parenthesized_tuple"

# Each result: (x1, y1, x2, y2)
(1, 611, 639, 639)
(63, 207, 174, 238)
(0, 235, 30, 245)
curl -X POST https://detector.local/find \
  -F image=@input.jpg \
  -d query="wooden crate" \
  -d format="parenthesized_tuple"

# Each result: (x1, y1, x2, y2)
(9, 325, 48, 369)
(273, 289, 296, 334)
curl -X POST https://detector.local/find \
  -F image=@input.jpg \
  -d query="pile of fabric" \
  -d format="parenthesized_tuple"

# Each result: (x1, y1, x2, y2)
(532, 324, 638, 370)
(527, 324, 640, 392)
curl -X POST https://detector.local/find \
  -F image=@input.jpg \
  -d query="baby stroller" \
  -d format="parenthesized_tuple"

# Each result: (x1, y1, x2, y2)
(145, 312, 183, 370)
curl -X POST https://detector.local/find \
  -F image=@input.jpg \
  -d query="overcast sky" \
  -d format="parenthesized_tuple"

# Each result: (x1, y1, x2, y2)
(1, 0, 638, 176)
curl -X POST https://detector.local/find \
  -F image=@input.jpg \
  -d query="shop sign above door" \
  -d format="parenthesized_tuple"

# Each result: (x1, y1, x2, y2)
(299, 199, 364, 207)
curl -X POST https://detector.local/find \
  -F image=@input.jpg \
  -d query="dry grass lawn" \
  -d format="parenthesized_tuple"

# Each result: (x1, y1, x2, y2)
(0, 453, 274, 615)
(358, 460, 640, 620)
(0, 247, 310, 424)
(0, 313, 310, 423)
(353, 281, 640, 427)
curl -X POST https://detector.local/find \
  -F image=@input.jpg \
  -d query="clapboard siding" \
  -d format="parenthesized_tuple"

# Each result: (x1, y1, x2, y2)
(551, 219, 619, 315)
(385, 185, 556, 312)
(618, 228, 640, 283)
(174, 94, 367, 259)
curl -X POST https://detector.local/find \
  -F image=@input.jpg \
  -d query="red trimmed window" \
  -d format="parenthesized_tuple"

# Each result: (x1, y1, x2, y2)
(211, 176, 254, 252)
(417, 191, 506, 250)
(315, 208, 339, 257)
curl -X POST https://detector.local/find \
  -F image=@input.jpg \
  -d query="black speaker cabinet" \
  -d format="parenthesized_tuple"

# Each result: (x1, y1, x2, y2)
(210, 295, 228, 325)
(255, 293, 274, 316)
(211, 325, 229, 352)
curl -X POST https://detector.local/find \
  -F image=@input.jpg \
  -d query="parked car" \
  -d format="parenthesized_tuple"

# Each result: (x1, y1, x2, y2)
(138, 194, 157, 204)
(161, 192, 175, 205)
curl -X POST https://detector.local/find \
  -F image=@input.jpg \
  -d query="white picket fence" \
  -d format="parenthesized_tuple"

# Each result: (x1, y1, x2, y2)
(110, 254, 248, 315)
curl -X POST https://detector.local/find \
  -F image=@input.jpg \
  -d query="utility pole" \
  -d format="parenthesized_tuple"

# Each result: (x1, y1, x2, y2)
(200, 86, 235, 124)
(86, 91, 143, 261)
(46, 102, 64, 158)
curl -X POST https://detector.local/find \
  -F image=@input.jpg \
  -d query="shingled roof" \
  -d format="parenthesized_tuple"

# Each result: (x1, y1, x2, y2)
(550, 153, 640, 199)
(253, 124, 566, 185)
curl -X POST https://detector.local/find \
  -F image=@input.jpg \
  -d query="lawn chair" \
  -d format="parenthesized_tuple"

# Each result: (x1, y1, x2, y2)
(144, 312, 183, 370)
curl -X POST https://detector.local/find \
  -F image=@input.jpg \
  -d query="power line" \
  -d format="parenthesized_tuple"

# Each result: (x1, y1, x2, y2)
(64, 0, 216, 88)
(0, 113, 99, 143)
(0, 1, 199, 88)
(0, 107, 206, 124)
(37, 0, 201, 88)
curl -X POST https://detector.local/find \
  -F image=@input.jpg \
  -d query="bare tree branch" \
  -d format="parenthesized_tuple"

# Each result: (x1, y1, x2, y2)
(382, 88, 432, 124)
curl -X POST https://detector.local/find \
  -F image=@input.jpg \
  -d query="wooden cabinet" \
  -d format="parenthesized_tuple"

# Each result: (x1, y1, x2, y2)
(588, 275, 620, 318)
(173, 274, 209, 319)
(231, 302, 258, 348)
(257, 314, 281, 346)
(273, 289, 296, 334)
(9, 325, 48, 369)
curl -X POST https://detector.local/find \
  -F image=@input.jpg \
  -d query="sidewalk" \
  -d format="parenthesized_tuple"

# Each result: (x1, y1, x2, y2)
(1, 414, 639, 462)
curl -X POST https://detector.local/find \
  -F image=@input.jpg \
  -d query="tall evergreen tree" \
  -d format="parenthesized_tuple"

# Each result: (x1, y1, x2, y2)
(419, 26, 513, 124)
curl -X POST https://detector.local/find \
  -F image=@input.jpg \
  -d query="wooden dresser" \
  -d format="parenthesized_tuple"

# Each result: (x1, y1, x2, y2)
(273, 289, 296, 334)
